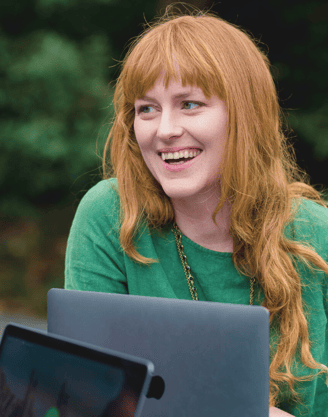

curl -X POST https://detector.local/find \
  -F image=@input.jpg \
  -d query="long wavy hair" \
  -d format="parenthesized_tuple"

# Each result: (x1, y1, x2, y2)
(102, 2, 328, 408)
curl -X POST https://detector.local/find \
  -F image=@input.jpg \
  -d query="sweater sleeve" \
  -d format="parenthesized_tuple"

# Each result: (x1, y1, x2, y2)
(296, 199, 328, 416)
(312, 258, 328, 416)
(64, 179, 128, 294)
(277, 199, 328, 416)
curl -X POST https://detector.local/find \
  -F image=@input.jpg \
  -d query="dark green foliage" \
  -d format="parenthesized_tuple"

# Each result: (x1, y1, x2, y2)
(0, 0, 157, 217)
(0, 0, 157, 316)
(0, 0, 327, 317)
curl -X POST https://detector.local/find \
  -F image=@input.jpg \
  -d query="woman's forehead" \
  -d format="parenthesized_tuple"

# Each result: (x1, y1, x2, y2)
(143, 76, 203, 94)
(134, 73, 212, 101)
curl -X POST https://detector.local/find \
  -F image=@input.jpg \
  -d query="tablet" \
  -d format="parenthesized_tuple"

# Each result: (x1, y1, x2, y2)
(0, 323, 154, 417)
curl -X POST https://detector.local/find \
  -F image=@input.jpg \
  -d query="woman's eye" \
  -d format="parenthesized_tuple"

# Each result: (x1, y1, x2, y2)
(183, 101, 200, 110)
(137, 101, 202, 114)
(138, 105, 154, 114)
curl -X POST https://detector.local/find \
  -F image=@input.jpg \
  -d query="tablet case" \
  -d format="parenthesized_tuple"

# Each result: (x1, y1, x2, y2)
(0, 323, 155, 417)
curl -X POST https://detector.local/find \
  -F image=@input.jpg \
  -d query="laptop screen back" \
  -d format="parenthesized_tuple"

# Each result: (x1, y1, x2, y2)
(47, 289, 270, 417)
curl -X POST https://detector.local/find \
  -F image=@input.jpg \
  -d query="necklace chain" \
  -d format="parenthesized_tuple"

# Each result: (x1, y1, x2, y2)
(171, 221, 256, 305)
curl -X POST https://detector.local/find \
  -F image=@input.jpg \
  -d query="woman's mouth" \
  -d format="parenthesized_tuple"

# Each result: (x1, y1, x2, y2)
(159, 150, 203, 172)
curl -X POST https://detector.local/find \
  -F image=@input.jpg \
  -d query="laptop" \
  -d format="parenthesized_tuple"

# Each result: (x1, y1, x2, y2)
(47, 289, 270, 417)
(0, 323, 155, 417)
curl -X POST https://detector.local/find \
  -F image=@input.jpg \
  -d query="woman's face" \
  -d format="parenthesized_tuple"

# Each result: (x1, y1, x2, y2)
(133, 76, 228, 202)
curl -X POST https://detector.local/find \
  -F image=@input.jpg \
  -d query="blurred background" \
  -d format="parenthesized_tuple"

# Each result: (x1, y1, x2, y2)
(0, 0, 327, 326)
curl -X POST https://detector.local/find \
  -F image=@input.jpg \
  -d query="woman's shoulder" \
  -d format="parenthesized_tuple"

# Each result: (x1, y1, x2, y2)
(80, 178, 119, 202)
(77, 178, 119, 211)
(292, 197, 328, 228)
(290, 197, 328, 260)
(72, 178, 121, 229)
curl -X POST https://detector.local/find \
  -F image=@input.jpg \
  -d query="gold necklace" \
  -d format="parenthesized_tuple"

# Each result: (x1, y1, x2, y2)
(171, 221, 256, 304)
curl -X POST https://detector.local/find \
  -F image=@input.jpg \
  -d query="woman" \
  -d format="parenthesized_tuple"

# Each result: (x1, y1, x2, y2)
(65, 4, 328, 416)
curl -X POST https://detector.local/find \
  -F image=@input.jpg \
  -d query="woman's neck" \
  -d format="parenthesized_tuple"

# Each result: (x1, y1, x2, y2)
(171, 191, 233, 252)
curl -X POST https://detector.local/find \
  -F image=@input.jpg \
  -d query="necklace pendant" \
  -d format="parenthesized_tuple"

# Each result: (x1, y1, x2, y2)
(172, 222, 255, 305)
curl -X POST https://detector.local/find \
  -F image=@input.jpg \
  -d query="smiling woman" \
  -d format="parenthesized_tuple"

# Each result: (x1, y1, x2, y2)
(133, 77, 229, 212)
(65, 3, 328, 416)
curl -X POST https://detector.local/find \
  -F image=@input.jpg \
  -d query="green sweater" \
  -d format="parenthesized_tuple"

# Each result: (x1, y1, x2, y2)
(65, 178, 328, 416)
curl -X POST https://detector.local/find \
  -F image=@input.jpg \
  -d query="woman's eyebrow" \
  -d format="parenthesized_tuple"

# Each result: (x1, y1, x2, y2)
(138, 92, 197, 102)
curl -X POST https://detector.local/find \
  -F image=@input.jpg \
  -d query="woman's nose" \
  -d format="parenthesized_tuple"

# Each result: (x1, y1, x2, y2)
(156, 111, 184, 140)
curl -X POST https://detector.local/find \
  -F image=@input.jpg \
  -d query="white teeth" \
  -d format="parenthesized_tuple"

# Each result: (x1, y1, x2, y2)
(161, 149, 201, 161)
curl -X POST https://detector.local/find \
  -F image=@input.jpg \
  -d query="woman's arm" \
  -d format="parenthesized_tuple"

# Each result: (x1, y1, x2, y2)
(269, 407, 294, 416)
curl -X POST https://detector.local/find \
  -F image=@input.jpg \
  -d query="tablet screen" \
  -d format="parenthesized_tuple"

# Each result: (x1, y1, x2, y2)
(0, 326, 147, 417)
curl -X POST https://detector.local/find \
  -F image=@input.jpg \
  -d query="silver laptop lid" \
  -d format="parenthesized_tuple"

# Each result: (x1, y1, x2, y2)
(47, 288, 270, 417)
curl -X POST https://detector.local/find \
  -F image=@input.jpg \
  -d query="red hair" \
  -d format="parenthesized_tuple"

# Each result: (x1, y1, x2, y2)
(102, 3, 328, 408)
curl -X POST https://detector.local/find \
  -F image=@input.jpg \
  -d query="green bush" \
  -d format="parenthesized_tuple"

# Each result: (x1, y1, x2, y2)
(0, 0, 157, 217)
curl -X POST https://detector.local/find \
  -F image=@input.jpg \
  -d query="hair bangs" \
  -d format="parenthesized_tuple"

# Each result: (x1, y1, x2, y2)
(122, 18, 226, 106)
